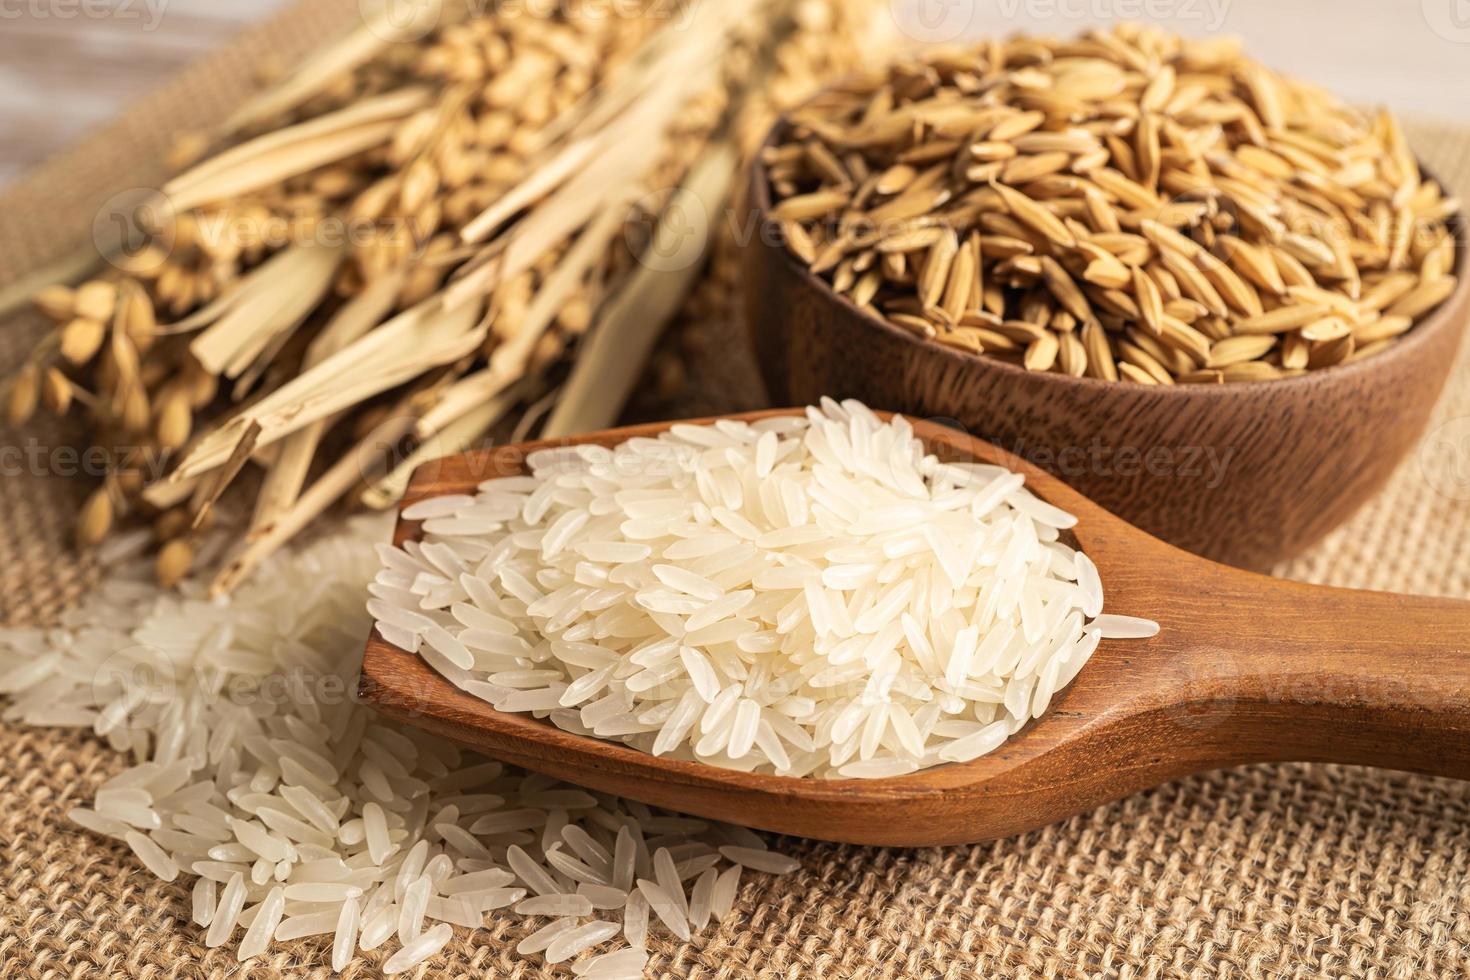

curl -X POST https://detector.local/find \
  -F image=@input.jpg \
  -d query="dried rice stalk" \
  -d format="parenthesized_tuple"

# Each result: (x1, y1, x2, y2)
(546, 144, 739, 437)
(763, 25, 1459, 384)
(6, 0, 892, 588)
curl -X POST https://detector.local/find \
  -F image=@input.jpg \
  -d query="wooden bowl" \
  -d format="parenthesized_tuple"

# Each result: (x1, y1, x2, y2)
(744, 146, 1470, 571)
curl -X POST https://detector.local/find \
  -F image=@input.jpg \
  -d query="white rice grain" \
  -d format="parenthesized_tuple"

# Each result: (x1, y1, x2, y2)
(516, 893, 595, 917)
(717, 846, 800, 875)
(545, 920, 622, 964)
(517, 917, 578, 955)
(1090, 614, 1161, 639)
(397, 875, 430, 944)
(372, 403, 1155, 782)
(575, 947, 650, 978)
(237, 886, 284, 961)
(622, 888, 650, 948)
(276, 911, 338, 941)
(689, 866, 718, 930)
(10, 508, 886, 974)
(125, 831, 180, 882)
(204, 872, 247, 948)
(191, 877, 216, 927)
(383, 923, 452, 974)
(635, 879, 690, 941)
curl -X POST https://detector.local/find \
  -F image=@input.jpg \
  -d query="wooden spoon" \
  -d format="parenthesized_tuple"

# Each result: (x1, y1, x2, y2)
(359, 409, 1470, 847)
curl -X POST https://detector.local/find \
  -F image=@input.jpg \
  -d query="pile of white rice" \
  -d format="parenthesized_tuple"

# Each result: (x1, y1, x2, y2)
(0, 517, 797, 976)
(373, 400, 1157, 779)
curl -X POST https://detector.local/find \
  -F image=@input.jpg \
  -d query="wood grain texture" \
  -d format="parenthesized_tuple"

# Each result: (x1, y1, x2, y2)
(744, 148, 1470, 571)
(360, 410, 1470, 847)
(0, 0, 287, 185)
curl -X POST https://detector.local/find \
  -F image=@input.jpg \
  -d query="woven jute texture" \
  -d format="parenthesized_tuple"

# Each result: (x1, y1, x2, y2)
(3, 7, 1470, 977)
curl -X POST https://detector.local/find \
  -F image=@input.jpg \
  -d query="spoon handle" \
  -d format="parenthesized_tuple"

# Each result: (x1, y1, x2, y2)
(1161, 567, 1470, 779)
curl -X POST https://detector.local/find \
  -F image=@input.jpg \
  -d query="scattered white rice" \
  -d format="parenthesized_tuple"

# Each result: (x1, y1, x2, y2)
(0, 515, 797, 974)
(375, 400, 1157, 778)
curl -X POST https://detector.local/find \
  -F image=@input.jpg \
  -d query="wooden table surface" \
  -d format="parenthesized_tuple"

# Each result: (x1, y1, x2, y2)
(2, 0, 1468, 186)
(0, 0, 288, 185)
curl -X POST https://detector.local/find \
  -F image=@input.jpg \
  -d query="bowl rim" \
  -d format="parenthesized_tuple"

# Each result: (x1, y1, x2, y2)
(748, 117, 1470, 399)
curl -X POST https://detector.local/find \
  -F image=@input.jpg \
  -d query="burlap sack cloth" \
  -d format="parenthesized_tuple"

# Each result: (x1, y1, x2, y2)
(2, 5, 1469, 975)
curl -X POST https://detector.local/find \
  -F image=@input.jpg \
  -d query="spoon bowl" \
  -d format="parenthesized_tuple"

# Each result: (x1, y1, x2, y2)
(359, 410, 1470, 846)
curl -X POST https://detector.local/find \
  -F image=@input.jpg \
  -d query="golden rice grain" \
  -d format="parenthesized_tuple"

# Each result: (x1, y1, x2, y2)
(59, 318, 106, 365)
(1117, 361, 1157, 385)
(992, 182, 1074, 249)
(919, 229, 959, 310)
(155, 538, 195, 589)
(76, 487, 113, 549)
(154, 390, 194, 451)
(7, 365, 39, 427)
(1222, 360, 1284, 382)
(1299, 317, 1353, 343)
(1081, 321, 1118, 381)
(1158, 317, 1212, 365)
(1350, 338, 1395, 361)
(1023, 331, 1059, 372)
(1386, 277, 1457, 319)
(1353, 315, 1414, 345)
(1207, 335, 1277, 368)
(774, 189, 851, 222)
(1235, 305, 1332, 335)
(1281, 332, 1311, 370)
(1057, 331, 1087, 377)
(935, 330, 983, 354)
(1308, 334, 1356, 369)
(72, 280, 118, 322)
(1132, 266, 1164, 336)
(42, 367, 73, 414)
(32, 285, 75, 321)
(1119, 340, 1173, 384)
(767, 26, 1458, 383)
